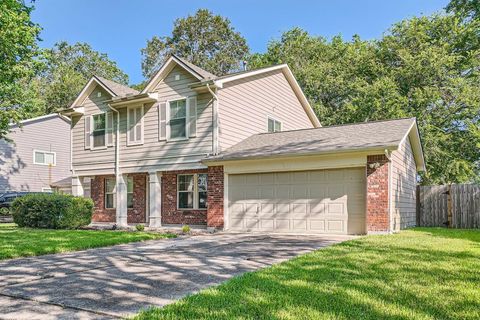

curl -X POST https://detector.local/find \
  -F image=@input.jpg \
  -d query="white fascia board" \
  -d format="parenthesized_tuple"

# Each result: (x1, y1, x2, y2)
(70, 76, 116, 109)
(142, 56, 203, 94)
(398, 118, 426, 172)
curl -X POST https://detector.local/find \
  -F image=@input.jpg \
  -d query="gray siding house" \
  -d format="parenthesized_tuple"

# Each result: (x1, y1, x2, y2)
(0, 114, 71, 193)
(62, 55, 425, 234)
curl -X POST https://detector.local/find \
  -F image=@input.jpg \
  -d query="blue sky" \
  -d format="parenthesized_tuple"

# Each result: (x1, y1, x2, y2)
(32, 0, 449, 85)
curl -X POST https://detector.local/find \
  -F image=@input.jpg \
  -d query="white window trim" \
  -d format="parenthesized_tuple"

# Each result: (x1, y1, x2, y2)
(90, 112, 108, 150)
(127, 105, 144, 146)
(267, 116, 282, 133)
(177, 173, 207, 210)
(105, 177, 134, 209)
(105, 177, 116, 209)
(42, 187, 53, 193)
(166, 97, 189, 142)
(33, 150, 56, 166)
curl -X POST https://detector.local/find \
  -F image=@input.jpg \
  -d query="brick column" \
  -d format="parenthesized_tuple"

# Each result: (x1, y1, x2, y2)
(207, 166, 224, 230)
(366, 155, 390, 233)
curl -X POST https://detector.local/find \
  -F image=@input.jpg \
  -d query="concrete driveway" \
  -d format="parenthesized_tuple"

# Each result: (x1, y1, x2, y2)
(0, 233, 354, 319)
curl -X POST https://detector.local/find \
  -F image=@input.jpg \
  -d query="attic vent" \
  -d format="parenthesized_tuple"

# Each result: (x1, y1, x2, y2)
(97, 91, 102, 98)
(174, 74, 181, 81)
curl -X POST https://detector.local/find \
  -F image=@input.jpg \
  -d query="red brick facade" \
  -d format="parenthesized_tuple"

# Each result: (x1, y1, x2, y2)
(207, 166, 224, 228)
(366, 154, 390, 233)
(161, 169, 208, 226)
(91, 174, 147, 224)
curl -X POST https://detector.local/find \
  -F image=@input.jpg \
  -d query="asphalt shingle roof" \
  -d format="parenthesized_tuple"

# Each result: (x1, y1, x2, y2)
(208, 118, 416, 161)
(173, 55, 217, 80)
(95, 76, 139, 97)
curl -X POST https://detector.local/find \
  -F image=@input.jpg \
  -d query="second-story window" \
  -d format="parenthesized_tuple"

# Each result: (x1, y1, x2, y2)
(268, 117, 282, 133)
(92, 113, 106, 148)
(33, 150, 56, 166)
(169, 99, 187, 139)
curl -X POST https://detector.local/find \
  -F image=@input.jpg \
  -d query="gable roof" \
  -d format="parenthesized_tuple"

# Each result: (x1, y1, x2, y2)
(205, 118, 425, 171)
(69, 75, 138, 108)
(213, 64, 321, 127)
(95, 76, 139, 97)
(142, 54, 216, 93)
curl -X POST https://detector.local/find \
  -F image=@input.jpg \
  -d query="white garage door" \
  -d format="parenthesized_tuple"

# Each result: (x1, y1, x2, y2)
(228, 168, 366, 234)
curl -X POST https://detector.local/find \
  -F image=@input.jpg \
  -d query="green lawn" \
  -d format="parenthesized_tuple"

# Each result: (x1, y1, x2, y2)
(0, 223, 175, 260)
(135, 228, 480, 320)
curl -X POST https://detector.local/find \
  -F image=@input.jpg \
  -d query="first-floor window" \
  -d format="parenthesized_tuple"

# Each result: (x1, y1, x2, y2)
(178, 174, 207, 210)
(105, 178, 116, 209)
(105, 177, 133, 209)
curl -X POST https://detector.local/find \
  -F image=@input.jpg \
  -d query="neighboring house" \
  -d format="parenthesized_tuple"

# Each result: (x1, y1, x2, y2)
(0, 114, 71, 193)
(61, 54, 424, 234)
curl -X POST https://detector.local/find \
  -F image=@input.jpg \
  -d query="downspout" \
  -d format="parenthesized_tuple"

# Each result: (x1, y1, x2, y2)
(107, 104, 120, 177)
(206, 83, 219, 155)
(385, 149, 393, 232)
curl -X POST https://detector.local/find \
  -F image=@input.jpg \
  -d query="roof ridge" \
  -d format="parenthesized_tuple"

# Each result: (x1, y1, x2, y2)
(94, 75, 139, 96)
(255, 117, 416, 136)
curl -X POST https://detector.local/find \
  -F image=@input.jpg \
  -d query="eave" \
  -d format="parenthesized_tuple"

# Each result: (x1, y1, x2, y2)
(107, 93, 158, 107)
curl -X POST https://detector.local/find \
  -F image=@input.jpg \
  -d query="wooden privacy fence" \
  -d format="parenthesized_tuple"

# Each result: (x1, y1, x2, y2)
(417, 184, 480, 228)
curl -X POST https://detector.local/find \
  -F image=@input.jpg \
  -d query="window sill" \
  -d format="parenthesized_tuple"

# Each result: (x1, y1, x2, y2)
(178, 208, 207, 211)
(127, 142, 144, 147)
(34, 163, 57, 167)
(167, 137, 188, 143)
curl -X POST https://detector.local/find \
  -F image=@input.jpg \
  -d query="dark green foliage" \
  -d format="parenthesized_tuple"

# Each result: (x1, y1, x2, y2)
(135, 224, 145, 231)
(249, 12, 480, 184)
(141, 9, 249, 78)
(11, 193, 94, 229)
(0, 0, 42, 138)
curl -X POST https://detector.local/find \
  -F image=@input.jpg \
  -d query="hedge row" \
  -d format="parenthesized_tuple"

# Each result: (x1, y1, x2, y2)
(12, 193, 94, 229)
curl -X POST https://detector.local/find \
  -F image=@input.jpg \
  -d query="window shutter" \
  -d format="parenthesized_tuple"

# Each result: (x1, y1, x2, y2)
(84, 116, 92, 149)
(127, 107, 135, 144)
(106, 112, 114, 146)
(135, 106, 143, 143)
(187, 96, 197, 138)
(158, 102, 167, 141)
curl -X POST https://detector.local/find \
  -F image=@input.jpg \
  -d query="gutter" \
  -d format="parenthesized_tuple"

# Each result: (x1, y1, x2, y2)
(107, 103, 121, 178)
(202, 145, 400, 165)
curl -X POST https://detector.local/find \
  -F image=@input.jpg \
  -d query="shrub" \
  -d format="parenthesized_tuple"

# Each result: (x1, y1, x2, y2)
(135, 224, 145, 231)
(182, 225, 191, 234)
(11, 193, 94, 229)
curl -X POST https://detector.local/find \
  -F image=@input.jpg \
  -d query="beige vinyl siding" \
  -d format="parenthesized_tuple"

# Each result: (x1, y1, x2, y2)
(72, 86, 115, 174)
(218, 69, 315, 151)
(0, 116, 70, 192)
(71, 65, 213, 175)
(391, 137, 417, 230)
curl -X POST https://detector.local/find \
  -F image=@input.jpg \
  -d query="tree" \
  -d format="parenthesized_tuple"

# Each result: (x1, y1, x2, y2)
(141, 9, 249, 79)
(34, 41, 129, 113)
(447, 0, 480, 21)
(0, 0, 42, 138)
(249, 14, 480, 184)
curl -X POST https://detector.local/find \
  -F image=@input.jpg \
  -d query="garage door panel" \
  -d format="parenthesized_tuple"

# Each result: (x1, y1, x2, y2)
(310, 219, 326, 231)
(228, 168, 366, 235)
(275, 219, 290, 230)
(327, 220, 345, 232)
(293, 219, 307, 230)
(327, 202, 345, 215)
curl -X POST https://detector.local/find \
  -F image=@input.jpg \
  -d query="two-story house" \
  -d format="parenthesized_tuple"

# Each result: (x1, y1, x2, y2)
(0, 114, 71, 193)
(61, 55, 425, 234)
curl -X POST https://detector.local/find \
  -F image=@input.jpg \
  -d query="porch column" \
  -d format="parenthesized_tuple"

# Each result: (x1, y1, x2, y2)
(366, 155, 390, 234)
(148, 172, 162, 227)
(116, 173, 128, 227)
(71, 176, 83, 197)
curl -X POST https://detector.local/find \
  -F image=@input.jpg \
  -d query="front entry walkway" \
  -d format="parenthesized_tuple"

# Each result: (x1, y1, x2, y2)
(0, 233, 355, 319)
